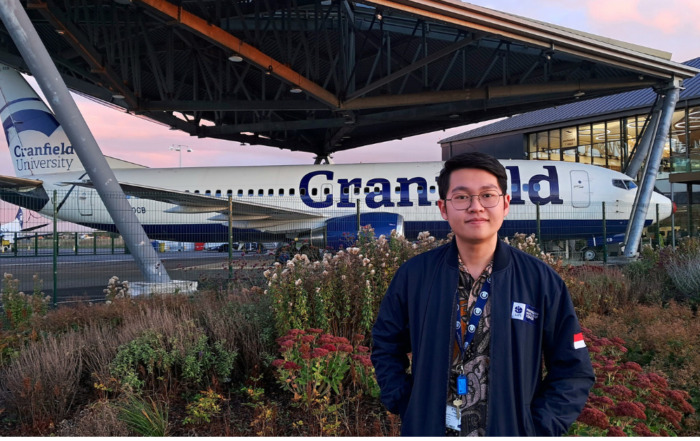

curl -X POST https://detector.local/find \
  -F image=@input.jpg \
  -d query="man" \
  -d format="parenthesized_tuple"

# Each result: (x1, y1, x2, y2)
(371, 152, 594, 436)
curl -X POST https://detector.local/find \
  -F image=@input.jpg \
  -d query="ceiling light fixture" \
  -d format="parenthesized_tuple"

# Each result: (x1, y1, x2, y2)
(228, 53, 243, 62)
(266, 65, 273, 75)
(375, 10, 383, 20)
(573, 90, 585, 98)
(290, 86, 303, 94)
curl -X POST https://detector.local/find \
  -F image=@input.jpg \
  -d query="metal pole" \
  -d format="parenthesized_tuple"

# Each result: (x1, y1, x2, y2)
(52, 190, 57, 308)
(624, 81, 681, 258)
(356, 199, 361, 238)
(0, 0, 171, 283)
(626, 97, 663, 178)
(228, 195, 233, 285)
(602, 202, 608, 264)
(536, 202, 541, 243)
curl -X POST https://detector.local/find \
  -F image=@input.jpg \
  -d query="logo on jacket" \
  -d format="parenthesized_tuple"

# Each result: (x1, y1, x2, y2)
(511, 302, 539, 325)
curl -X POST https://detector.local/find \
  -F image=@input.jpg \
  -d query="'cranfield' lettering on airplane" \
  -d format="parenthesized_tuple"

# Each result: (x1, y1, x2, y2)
(13, 142, 74, 172)
(299, 166, 563, 208)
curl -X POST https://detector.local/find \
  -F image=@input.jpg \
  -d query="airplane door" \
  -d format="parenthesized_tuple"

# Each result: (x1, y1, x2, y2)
(78, 190, 93, 216)
(570, 170, 590, 208)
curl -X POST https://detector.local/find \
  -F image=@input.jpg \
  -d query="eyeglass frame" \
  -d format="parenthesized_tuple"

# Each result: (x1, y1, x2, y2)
(443, 191, 506, 210)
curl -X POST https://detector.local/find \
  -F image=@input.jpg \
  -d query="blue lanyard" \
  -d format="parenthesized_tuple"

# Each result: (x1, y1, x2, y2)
(454, 276, 491, 362)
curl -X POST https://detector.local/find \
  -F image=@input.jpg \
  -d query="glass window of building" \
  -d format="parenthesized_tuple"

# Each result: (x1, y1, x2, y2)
(578, 124, 592, 164)
(549, 129, 561, 161)
(607, 120, 623, 171)
(561, 126, 577, 163)
(591, 122, 607, 167)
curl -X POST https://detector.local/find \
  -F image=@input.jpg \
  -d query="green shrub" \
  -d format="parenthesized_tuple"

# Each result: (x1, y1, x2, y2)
(662, 237, 700, 306)
(183, 389, 225, 425)
(265, 229, 445, 338)
(0, 273, 51, 330)
(109, 321, 237, 393)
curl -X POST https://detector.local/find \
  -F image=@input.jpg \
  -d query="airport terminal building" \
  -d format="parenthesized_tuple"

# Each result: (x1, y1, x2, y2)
(441, 57, 700, 240)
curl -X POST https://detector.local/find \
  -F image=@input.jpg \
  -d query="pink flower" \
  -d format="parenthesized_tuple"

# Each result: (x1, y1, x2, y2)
(357, 345, 370, 353)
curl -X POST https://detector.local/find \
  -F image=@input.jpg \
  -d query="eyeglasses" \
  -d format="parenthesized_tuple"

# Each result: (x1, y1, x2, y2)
(445, 191, 504, 210)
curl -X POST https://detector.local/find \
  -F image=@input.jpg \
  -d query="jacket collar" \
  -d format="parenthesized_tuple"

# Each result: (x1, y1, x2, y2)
(446, 237, 511, 272)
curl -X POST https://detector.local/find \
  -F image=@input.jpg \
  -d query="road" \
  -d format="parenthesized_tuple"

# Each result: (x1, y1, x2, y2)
(0, 250, 273, 304)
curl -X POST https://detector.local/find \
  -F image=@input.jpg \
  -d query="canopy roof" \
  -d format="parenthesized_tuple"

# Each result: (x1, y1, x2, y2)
(0, 0, 695, 160)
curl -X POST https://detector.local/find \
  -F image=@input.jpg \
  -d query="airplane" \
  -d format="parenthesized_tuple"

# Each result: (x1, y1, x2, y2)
(0, 63, 674, 250)
(0, 207, 48, 252)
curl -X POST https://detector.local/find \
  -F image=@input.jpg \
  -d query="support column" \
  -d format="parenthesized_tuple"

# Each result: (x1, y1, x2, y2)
(625, 95, 664, 178)
(0, 0, 171, 284)
(624, 79, 681, 258)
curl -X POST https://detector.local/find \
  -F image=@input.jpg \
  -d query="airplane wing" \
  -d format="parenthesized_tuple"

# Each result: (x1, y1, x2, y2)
(61, 180, 323, 221)
(0, 175, 44, 190)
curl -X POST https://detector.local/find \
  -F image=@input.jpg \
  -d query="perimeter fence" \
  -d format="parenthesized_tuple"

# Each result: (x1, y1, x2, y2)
(0, 190, 694, 305)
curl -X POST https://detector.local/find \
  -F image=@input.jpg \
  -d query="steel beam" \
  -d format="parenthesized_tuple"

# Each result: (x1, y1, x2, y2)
(624, 80, 681, 258)
(625, 96, 663, 178)
(0, 0, 172, 284)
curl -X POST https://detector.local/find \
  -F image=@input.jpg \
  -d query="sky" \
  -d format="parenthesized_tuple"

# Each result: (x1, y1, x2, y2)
(0, 0, 698, 178)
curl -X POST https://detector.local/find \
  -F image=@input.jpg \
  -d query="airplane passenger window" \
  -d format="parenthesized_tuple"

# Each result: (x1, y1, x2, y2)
(215, 190, 222, 197)
(237, 190, 243, 197)
(343, 188, 350, 194)
(194, 190, 200, 194)
(248, 189, 254, 196)
(258, 189, 264, 196)
(268, 189, 274, 196)
(324, 187, 330, 195)
(226, 190, 232, 197)
(311, 188, 318, 196)
(430, 186, 436, 193)
(354, 188, 360, 195)
(205, 190, 211, 196)
(290, 188, 296, 196)
(279, 189, 284, 196)
(395, 186, 401, 194)
(417, 186, 424, 194)
(364, 187, 370, 194)
(299, 188, 305, 196)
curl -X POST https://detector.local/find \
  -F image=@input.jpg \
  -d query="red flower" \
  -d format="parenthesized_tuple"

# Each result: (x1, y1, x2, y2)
(321, 344, 337, 352)
(338, 344, 354, 353)
(622, 361, 642, 372)
(301, 335, 316, 343)
(353, 334, 365, 342)
(606, 426, 626, 437)
(602, 385, 635, 401)
(646, 372, 669, 389)
(611, 401, 646, 420)
(283, 361, 301, 370)
(333, 336, 350, 344)
(353, 354, 373, 368)
(631, 423, 655, 437)
(271, 359, 285, 368)
(588, 395, 614, 409)
(577, 407, 610, 430)
(306, 328, 323, 334)
(299, 343, 311, 354)
(311, 348, 330, 358)
(357, 345, 370, 353)
(288, 328, 306, 336)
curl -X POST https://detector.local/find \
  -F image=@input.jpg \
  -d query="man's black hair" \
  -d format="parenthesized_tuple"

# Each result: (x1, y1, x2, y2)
(437, 152, 508, 200)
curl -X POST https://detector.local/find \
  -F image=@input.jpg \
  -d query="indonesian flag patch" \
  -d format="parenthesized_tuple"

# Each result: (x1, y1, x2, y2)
(573, 332, 586, 349)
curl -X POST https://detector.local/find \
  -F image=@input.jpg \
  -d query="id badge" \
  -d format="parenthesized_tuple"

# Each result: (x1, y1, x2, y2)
(446, 405, 461, 431)
(457, 374, 468, 395)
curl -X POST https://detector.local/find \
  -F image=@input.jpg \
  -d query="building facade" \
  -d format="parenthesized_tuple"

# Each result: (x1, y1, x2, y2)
(440, 57, 700, 241)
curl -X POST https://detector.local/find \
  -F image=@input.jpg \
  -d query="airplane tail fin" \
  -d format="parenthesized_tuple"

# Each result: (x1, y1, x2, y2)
(0, 64, 84, 178)
(15, 208, 22, 229)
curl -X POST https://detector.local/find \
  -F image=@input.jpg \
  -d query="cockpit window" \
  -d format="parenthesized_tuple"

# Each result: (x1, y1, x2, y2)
(612, 179, 637, 190)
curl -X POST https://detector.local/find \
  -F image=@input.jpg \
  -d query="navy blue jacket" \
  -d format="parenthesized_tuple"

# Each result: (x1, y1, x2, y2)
(371, 240, 594, 436)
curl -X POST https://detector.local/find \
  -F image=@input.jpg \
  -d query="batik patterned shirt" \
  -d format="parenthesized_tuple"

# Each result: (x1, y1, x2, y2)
(446, 257, 493, 436)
